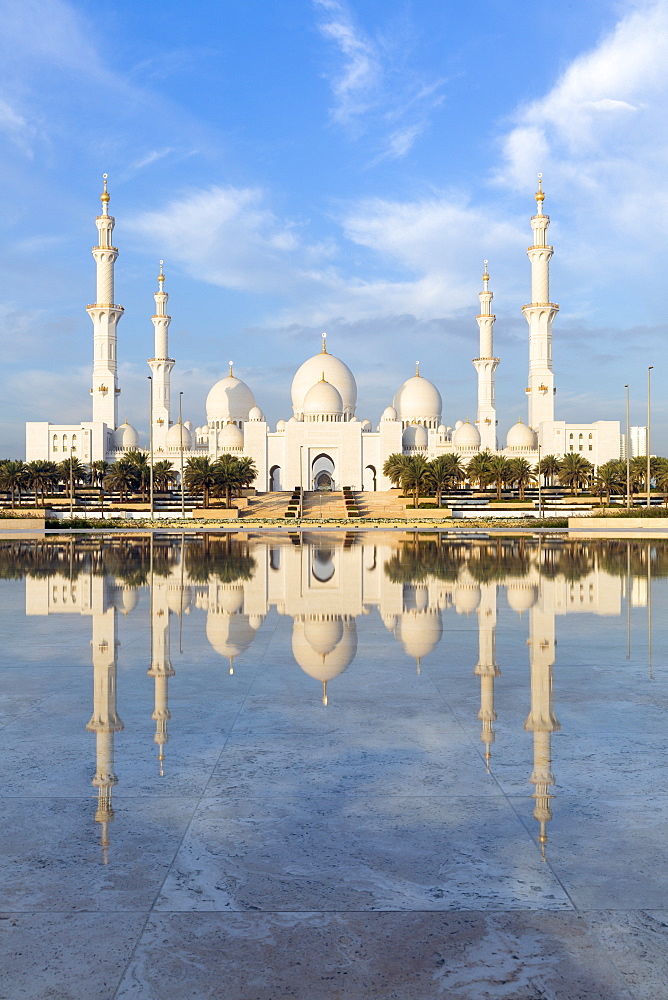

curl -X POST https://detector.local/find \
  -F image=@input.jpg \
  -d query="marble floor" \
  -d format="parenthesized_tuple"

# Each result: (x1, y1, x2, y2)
(1, 532, 667, 999)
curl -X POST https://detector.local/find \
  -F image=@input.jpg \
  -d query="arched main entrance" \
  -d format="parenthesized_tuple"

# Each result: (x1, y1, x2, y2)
(312, 453, 335, 491)
(363, 464, 377, 491)
(269, 465, 282, 491)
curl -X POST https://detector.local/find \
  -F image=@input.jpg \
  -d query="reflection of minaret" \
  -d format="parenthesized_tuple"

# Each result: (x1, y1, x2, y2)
(473, 261, 499, 451)
(524, 590, 560, 859)
(148, 598, 174, 777)
(86, 603, 123, 861)
(474, 582, 500, 771)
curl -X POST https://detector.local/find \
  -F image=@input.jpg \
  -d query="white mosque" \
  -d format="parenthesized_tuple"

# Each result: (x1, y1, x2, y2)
(25, 175, 621, 488)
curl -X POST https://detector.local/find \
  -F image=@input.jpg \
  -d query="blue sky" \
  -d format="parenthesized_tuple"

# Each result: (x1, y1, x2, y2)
(0, 0, 666, 456)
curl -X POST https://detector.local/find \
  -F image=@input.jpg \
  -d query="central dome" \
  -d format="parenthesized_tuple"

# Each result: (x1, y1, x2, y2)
(291, 346, 356, 418)
(393, 373, 442, 427)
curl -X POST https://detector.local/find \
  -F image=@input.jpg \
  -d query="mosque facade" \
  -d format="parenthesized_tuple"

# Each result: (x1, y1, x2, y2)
(25, 176, 621, 487)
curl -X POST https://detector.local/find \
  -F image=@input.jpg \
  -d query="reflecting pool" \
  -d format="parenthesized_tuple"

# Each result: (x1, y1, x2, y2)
(1, 532, 668, 999)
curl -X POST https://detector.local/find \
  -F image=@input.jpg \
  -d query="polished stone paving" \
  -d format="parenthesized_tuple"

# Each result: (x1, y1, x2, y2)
(1, 535, 668, 998)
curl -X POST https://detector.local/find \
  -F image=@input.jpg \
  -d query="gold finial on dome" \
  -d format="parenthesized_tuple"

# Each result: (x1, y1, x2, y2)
(320, 371, 326, 382)
(229, 360, 234, 376)
(415, 361, 420, 377)
(158, 260, 165, 286)
(321, 331, 328, 354)
(535, 172, 545, 211)
(100, 173, 110, 213)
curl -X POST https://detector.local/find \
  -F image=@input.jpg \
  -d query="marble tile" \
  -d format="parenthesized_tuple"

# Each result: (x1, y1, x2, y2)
(115, 911, 633, 1000)
(584, 910, 668, 1000)
(0, 912, 145, 1000)
(156, 794, 571, 912)
(0, 796, 197, 911)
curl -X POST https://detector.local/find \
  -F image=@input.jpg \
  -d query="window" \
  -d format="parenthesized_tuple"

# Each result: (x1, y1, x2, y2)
(569, 433, 573, 439)
(589, 445, 593, 451)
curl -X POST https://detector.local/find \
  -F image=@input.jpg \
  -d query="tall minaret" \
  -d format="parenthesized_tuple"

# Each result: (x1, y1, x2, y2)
(87, 175, 123, 430)
(86, 602, 123, 861)
(473, 261, 499, 451)
(524, 583, 560, 859)
(523, 174, 558, 430)
(148, 261, 174, 451)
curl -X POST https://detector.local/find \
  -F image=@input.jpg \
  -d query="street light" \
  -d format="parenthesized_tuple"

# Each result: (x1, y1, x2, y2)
(179, 391, 185, 519)
(148, 376, 154, 520)
(625, 385, 630, 509)
(537, 443, 542, 519)
(647, 366, 653, 509)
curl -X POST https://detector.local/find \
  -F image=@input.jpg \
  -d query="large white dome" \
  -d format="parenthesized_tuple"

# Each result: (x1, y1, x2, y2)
(506, 419, 536, 451)
(303, 378, 343, 420)
(113, 421, 140, 450)
(291, 348, 356, 418)
(165, 421, 193, 450)
(206, 372, 255, 426)
(393, 373, 442, 426)
(453, 419, 481, 451)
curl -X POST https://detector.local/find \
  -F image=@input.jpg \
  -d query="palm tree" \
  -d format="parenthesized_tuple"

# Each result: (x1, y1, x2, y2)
(123, 450, 151, 500)
(103, 461, 139, 503)
(656, 467, 668, 507)
(153, 460, 176, 491)
(91, 460, 110, 488)
(184, 456, 219, 508)
(426, 454, 464, 506)
(57, 458, 89, 498)
(538, 454, 561, 487)
(24, 460, 59, 505)
(594, 460, 625, 505)
(400, 455, 430, 509)
(507, 457, 536, 501)
(488, 455, 512, 501)
(558, 453, 593, 496)
(466, 450, 495, 490)
(212, 453, 258, 507)
(382, 453, 411, 490)
(0, 460, 27, 507)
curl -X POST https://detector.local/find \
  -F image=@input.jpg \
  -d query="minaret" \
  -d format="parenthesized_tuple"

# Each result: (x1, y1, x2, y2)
(148, 592, 175, 776)
(86, 603, 123, 861)
(474, 580, 501, 770)
(472, 261, 499, 451)
(148, 261, 175, 451)
(524, 587, 560, 859)
(523, 174, 558, 430)
(87, 175, 123, 430)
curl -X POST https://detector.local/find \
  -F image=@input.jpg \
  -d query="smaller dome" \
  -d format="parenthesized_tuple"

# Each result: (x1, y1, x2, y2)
(506, 583, 538, 613)
(454, 585, 482, 615)
(303, 378, 343, 418)
(453, 419, 481, 450)
(454, 419, 463, 430)
(248, 406, 263, 421)
(402, 423, 428, 450)
(382, 405, 397, 421)
(276, 419, 286, 432)
(184, 420, 193, 431)
(438, 424, 446, 434)
(506, 419, 536, 451)
(288, 415, 299, 424)
(219, 421, 244, 450)
(361, 419, 371, 431)
(166, 421, 193, 449)
(113, 421, 140, 450)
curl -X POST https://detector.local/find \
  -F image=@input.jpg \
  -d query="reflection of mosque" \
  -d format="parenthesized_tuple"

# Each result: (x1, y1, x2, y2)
(24, 535, 647, 859)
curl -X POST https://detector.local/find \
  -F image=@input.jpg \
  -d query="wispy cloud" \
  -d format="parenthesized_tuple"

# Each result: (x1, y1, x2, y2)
(313, 0, 444, 160)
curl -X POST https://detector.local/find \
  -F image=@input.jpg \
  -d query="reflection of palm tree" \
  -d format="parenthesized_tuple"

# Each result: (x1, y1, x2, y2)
(384, 540, 467, 584)
(185, 535, 256, 584)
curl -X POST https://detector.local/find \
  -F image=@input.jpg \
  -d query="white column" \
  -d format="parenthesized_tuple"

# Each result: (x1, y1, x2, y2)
(87, 175, 123, 432)
(523, 175, 558, 430)
(472, 262, 499, 451)
(147, 262, 175, 452)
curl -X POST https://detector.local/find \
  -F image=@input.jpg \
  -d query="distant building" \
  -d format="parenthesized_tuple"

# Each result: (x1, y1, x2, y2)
(26, 176, 622, 484)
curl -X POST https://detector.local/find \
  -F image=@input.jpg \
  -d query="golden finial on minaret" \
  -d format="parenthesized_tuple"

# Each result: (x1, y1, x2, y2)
(483, 259, 490, 286)
(158, 260, 165, 287)
(229, 360, 234, 377)
(535, 172, 545, 212)
(415, 361, 420, 377)
(322, 680, 328, 706)
(229, 656, 234, 675)
(100, 173, 110, 213)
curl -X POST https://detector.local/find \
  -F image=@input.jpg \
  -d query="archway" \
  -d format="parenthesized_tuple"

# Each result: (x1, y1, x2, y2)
(312, 453, 335, 491)
(269, 465, 282, 491)
(363, 464, 377, 491)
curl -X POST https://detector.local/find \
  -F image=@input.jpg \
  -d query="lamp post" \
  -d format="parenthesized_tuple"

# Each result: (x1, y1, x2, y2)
(148, 376, 154, 520)
(625, 384, 631, 509)
(179, 391, 185, 519)
(299, 445, 303, 519)
(646, 366, 653, 509)
(537, 444, 542, 519)
(69, 455, 74, 517)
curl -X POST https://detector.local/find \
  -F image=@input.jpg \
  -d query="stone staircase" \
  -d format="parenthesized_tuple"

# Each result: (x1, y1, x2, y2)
(353, 491, 410, 519)
(301, 491, 349, 519)
(239, 492, 293, 519)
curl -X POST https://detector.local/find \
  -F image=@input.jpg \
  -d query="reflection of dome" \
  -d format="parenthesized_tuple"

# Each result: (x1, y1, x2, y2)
(506, 583, 538, 613)
(454, 584, 481, 615)
(219, 422, 244, 451)
(113, 421, 140, 450)
(165, 421, 193, 449)
(402, 423, 428, 450)
(506, 419, 536, 451)
(382, 405, 397, 421)
(291, 349, 357, 418)
(394, 610, 442, 665)
(403, 583, 428, 613)
(206, 611, 258, 672)
(211, 585, 244, 615)
(393, 374, 442, 426)
(303, 378, 343, 420)
(166, 586, 192, 615)
(453, 420, 481, 450)
(292, 618, 357, 702)
(206, 373, 256, 425)
(111, 585, 139, 615)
